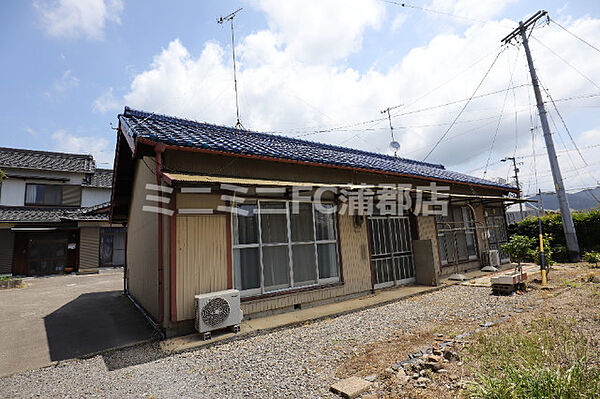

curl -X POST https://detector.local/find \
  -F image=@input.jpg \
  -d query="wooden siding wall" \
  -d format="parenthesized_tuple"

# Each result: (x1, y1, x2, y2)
(241, 213, 372, 316)
(416, 216, 441, 272)
(176, 215, 229, 321)
(79, 227, 99, 271)
(0, 230, 14, 274)
(127, 157, 159, 319)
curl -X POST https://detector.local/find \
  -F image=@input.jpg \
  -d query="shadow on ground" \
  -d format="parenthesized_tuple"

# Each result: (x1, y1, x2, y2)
(43, 291, 158, 363)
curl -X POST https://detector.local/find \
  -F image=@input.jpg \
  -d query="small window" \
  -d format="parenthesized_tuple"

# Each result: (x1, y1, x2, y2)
(25, 184, 63, 206)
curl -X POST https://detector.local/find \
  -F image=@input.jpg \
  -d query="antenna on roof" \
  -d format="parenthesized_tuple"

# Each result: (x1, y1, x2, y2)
(381, 106, 402, 157)
(217, 8, 245, 131)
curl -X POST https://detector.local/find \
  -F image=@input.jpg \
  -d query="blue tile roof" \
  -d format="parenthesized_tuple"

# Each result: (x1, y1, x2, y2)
(120, 107, 516, 191)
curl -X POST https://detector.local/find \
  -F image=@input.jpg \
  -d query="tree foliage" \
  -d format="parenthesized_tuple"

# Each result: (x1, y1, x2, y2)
(508, 208, 600, 261)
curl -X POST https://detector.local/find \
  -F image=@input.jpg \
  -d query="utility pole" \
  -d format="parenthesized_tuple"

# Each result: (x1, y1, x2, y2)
(502, 10, 580, 261)
(217, 8, 245, 130)
(501, 156, 524, 220)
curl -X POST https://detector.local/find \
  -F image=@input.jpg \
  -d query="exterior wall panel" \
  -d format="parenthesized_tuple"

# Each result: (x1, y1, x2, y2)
(176, 215, 229, 320)
(126, 157, 159, 319)
(79, 227, 99, 271)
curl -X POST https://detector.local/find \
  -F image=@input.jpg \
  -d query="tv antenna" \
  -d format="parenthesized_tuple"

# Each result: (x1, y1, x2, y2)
(217, 8, 245, 130)
(381, 106, 402, 157)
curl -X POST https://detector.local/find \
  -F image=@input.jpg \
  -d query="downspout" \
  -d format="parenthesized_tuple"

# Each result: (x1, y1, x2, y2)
(155, 143, 166, 328)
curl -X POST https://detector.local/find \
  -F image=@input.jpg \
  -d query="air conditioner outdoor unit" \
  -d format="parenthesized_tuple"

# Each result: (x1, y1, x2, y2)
(195, 289, 243, 340)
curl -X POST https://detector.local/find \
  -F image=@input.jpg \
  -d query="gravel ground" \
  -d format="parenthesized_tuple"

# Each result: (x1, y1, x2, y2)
(0, 285, 535, 398)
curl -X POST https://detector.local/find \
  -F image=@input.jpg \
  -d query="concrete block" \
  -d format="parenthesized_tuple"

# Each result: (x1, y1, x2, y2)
(330, 377, 372, 398)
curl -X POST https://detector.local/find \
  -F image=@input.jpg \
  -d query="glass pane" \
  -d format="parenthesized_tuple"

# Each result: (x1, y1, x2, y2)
(101, 234, 113, 265)
(234, 204, 258, 245)
(45, 185, 62, 205)
(233, 247, 260, 291)
(263, 245, 290, 290)
(315, 205, 336, 241)
(466, 233, 476, 257)
(260, 202, 288, 243)
(438, 235, 447, 263)
(26, 185, 37, 204)
(455, 231, 468, 261)
(292, 244, 317, 286)
(112, 250, 125, 266)
(317, 243, 338, 279)
(290, 203, 314, 242)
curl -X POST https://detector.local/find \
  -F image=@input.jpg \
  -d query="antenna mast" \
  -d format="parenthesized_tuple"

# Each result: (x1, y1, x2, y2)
(218, 8, 245, 130)
(381, 106, 402, 157)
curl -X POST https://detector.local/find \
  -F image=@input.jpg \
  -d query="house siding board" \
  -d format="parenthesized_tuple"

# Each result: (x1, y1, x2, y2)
(127, 157, 159, 319)
(0, 230, 14, 274)
(79, 227, 99, 270)
(175, 215, 228, 321)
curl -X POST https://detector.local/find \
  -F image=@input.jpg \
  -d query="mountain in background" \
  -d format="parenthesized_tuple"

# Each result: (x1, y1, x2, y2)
(525, 187, 600, 211)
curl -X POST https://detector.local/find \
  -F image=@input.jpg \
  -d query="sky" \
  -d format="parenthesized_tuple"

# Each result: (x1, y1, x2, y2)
(1, 0, 599, 198)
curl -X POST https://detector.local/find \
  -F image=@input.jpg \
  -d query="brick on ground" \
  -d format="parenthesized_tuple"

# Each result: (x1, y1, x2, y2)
(330, 377, 372, 398)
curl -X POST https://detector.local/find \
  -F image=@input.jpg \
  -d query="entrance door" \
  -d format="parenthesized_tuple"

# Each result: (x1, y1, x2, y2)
(368, 216, 415, 289)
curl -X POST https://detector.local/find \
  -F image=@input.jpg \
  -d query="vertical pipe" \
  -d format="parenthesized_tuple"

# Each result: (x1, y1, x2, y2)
(169, 189, 177, 322)
(155, 144, 165, 328)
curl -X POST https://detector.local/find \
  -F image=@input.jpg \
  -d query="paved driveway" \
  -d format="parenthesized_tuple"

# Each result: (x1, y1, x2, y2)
(0, 271, 156, 377)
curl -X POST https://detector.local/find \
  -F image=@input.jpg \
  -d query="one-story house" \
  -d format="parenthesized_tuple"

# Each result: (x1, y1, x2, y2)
(0, 147, 125, 276)
(111, 107, 521, 336)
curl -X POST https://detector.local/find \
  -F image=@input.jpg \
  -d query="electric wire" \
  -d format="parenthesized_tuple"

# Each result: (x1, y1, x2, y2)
(423, 47, 506, 161)
(380, 0, 515, 28)
(550, 17, 600, 55)
(531, 34, 600, 92)
(483, 45, 521, 177)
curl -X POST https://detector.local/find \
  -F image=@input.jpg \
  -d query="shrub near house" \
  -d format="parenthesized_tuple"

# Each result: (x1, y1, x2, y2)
(508, 208, 600, 261)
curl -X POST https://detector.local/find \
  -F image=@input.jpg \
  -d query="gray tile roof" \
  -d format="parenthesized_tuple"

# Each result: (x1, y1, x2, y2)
(0, 147, 95, 173)
(120, 107, 516, 191)
(83, 169, 113, 188)
(0, 203, 110, 223)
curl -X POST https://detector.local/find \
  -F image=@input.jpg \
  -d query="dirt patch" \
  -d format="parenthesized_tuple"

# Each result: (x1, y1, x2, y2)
(333, 263, 600, 398)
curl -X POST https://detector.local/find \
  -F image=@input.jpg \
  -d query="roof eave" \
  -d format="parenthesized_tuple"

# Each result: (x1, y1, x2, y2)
(136, 136, 518, 194)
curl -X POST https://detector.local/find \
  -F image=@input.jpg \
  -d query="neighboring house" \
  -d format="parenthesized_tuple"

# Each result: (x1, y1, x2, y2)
(112, 107, 521, 336)
(0, 147, 125, 276)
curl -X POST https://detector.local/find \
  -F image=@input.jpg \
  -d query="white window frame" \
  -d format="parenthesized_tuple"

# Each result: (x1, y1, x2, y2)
(232, 199, 340, 297)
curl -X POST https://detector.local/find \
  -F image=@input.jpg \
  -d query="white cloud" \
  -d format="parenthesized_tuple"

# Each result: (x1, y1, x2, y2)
(252, 0, 385, 64)
(93, 87, 120, 113)
(123, 6, 600, 193)
(24, 126, 37, 136)
(34, 0, 123, 39)
(53, 69, 79, 92)
(51, 130, 112, 165)
(391, 14, 408, 32)
(428, 0, 517, 23)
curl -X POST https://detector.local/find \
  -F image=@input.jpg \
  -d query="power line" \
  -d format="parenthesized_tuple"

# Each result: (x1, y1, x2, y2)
(531, 34, 600, 91)
(423, 47, 506, 161)
(550, 17, 600, 55)
(483, 45, 521, 177)
(381, 0, 515, 28)
(539, 80, 588, 166)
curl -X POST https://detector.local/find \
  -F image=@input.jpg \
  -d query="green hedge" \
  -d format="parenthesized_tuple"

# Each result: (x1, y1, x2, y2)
(508, 208, 600, 261)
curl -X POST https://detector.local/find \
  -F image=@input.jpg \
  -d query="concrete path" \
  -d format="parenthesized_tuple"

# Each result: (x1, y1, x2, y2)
(162, 263, 530, 354)
(0, 271, 156, 377)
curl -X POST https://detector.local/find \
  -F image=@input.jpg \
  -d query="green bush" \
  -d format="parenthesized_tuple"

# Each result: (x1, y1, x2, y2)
(466, 318, 600, 398)
(501, 235, 535, 266)
(583, 251, 600, 267)
(508, 208, 600, 261)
